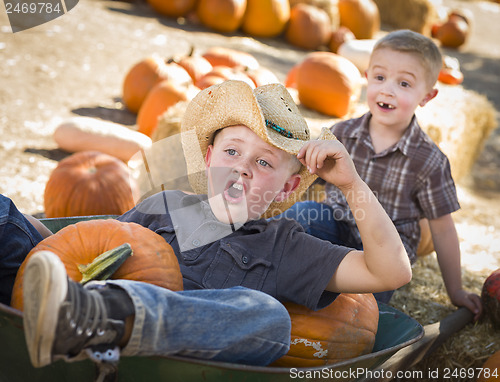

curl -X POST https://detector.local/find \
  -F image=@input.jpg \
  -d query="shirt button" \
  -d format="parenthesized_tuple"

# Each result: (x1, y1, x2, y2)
(192, 239, 200, 247)
(242, 255, 249, 264)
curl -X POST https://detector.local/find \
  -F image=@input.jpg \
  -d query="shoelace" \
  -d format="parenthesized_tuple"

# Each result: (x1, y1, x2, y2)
(65, 280, 109, 339)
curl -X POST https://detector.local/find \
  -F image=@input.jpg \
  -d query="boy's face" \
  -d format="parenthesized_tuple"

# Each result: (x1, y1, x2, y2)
(365, 48, 438, 132)
(205, 125, 301, 224)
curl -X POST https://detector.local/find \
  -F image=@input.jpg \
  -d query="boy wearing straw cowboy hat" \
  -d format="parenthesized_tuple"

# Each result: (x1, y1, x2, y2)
(21, 80, 411, 371)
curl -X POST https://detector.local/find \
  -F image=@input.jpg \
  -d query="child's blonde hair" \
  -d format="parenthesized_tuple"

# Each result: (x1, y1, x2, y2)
(372, 29, 442, 88)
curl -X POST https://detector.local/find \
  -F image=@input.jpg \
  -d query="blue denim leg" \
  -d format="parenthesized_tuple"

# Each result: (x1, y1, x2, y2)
(0, 195, 43, 306)
(275, 201, 355, 246)
(107, 281, 291, 366)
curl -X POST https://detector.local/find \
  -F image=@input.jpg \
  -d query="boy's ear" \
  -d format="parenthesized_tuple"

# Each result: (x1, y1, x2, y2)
(205, 145, 213, 168)
(419, 88, 438, 107)
(274, 174, 301, 202)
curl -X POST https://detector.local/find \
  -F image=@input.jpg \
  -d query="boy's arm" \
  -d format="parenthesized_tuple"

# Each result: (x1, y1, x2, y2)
(429, 214, 482, 321)
(297, 140, 412, 294)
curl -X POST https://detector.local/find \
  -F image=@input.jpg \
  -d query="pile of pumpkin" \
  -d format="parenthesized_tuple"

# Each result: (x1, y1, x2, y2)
(145, 0, 381, 52)
(46, 45, 365, 220)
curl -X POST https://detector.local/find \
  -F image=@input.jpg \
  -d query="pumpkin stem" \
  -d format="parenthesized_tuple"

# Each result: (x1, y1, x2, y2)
(78, 243, 133, 285)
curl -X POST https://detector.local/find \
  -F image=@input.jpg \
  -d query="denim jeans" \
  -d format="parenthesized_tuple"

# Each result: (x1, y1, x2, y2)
(108, 282, 291, 366)
(274, 201, 395, 303)
(0, 195, 43, 305)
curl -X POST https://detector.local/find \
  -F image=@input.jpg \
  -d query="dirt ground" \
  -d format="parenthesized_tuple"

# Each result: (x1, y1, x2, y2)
(0, 0, 499, 364)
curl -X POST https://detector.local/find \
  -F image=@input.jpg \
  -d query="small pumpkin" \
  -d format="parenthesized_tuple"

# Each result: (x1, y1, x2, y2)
(285, 3, 332, 51)
(271, 293, 379, 367)
(122, 56, 192, 114)
(477, 350, 500, 382)
(44, 151, 139, 218)
(482, 268, 500, 329)
(338, 0, 380, 39)
(295, 51, 362, 117)
(201, 46, 260, 71)
(244, 66, 280, 87)
(196, 0, 247, 33)
(329, 26, 355, 54)
(137, 80, 200, 137)
(175, 48, 214, 83)
(241, 0, 290, 38)
(194, 65, 255, 90)
(11, 219, 183, 310)
(146, 0, 198, 17)
(435, 17, 469, 49)
(284, 64, 299, 88)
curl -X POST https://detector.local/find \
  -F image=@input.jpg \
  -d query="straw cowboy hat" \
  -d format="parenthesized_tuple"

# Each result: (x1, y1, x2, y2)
(181, 80, 335, 218)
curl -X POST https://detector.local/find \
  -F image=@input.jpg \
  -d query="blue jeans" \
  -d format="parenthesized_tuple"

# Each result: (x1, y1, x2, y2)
(107, 282, 291, 366)
(0, 195, 43, 305)
(275, 201, 394, 303)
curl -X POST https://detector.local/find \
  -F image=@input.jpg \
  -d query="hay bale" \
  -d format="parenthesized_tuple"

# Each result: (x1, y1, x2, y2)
(416, 84, 498, 181)
(289, 0, 340, 28)
(152, 101, 189, 142)
(372, 0, 440, 36)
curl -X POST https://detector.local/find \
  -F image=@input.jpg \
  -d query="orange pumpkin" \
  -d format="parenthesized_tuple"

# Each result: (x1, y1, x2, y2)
(284, 64, 299, 88)
(137, 80, 200, 137)
(44, 151, 139, 218)
(436, 18, 469, 49)
(201, 46, 260, 70)
(147, 0, 198, 17)
(295, 51, 362, 117)
(244, 66, 280, 87)
(338, 0, 380, 39)
(477, 350, 500, 382)
(122, 56, 192, 114)
(272, 293, 379, 367)
(175, 48, 214, 83)
(11, 219, 183, 310)
(482, 268, 500, 330)
(285, 3, 332, 50)
(241, 0, 290, 38)
(196, 0, 247, 33)
(194, 66, 255, 90)
(329, 26, 355, 54)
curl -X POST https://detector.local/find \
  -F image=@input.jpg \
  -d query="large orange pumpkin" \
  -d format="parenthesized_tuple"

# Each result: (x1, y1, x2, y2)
(175, 48, 214, 83)
(338, 0, 380, 39)
(137, 80, 200, 137)
(44, 151, 139, 218)
(295, 51, 362, 117)
(11, 219, 183, 310)
(285, 3, 332, 51)
(272, 293, 379, 367)
(196, 0, 247, 33)
(122, 56, 192, 114)
(241, 0, 290, 38)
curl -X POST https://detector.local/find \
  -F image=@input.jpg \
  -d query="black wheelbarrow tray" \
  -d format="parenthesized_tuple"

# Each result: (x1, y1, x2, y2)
(0, 216, 474, 382)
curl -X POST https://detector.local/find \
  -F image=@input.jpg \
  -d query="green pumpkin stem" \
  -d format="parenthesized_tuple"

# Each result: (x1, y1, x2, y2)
(78, 243, 133, 285)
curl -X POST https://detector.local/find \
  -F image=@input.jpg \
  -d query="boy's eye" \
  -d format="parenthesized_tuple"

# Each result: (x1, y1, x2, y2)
(257, 159, 270, 167)
(375, 75, 384, 81)
(226, 149, 237, 156)
(400, 81, 411, 88)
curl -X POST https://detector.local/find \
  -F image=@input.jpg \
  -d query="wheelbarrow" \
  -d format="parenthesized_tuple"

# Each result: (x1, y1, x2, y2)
(0, 216, 474, 381)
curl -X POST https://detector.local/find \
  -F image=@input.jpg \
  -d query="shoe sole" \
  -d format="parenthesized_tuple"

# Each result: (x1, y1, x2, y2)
(23, 250, 68, 368)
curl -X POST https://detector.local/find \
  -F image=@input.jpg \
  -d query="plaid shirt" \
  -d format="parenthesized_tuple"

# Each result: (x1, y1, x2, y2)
(324, 112, 460, 263)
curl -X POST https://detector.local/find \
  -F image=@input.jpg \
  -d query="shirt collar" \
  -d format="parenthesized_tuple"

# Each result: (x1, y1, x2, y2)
(351, 113, 423, 157)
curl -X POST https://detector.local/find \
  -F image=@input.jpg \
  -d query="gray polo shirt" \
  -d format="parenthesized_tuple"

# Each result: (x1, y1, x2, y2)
(119, 191, 351, 310)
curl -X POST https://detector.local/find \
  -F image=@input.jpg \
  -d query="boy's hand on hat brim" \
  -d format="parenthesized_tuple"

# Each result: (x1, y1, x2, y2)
(297, 140, 360, 192)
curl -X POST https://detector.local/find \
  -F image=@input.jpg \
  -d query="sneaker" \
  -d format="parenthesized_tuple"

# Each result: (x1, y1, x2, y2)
(23, 250, 128, 368)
